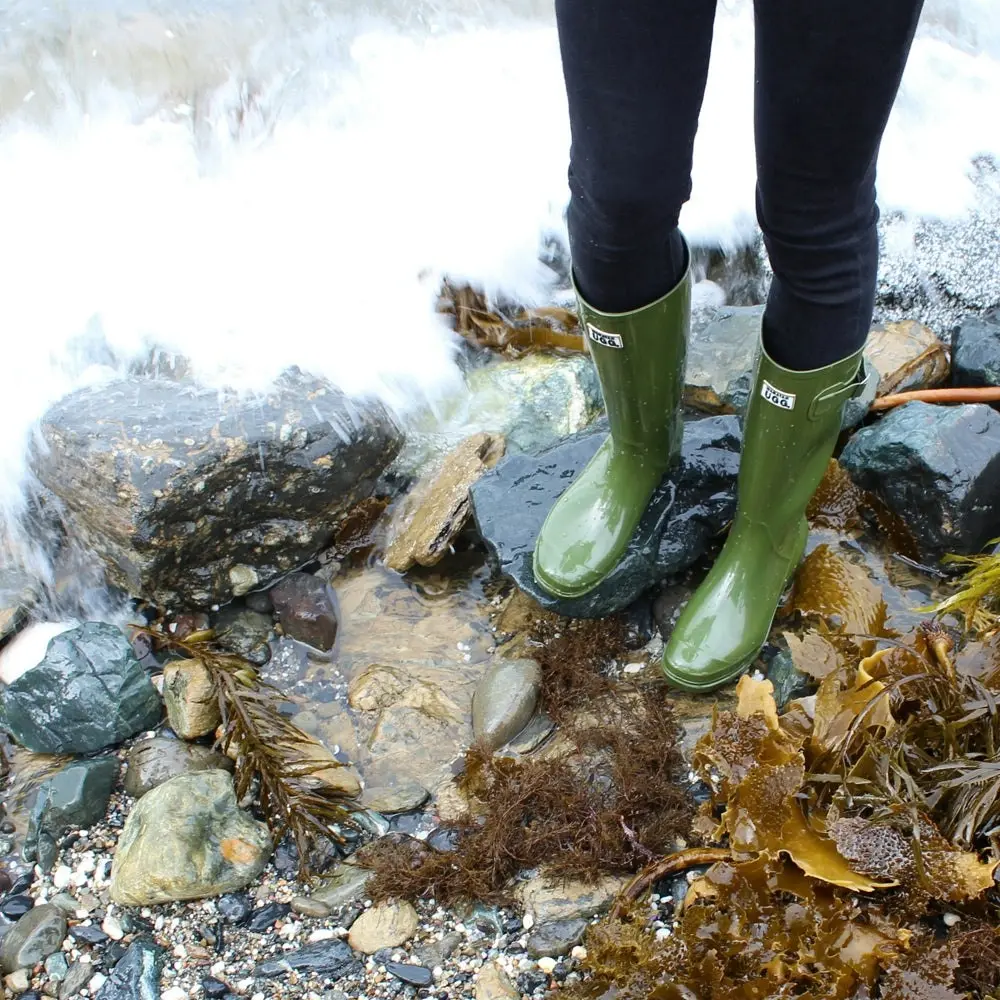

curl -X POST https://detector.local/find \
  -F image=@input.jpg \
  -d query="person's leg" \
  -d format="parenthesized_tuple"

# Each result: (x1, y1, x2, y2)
(663, 0, 924, 691)
(532, 0, 717, 601)
(556, 0, 717, 314)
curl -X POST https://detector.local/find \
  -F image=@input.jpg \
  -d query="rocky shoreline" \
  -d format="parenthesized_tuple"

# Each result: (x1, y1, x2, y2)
(3, 275, 1000, 999)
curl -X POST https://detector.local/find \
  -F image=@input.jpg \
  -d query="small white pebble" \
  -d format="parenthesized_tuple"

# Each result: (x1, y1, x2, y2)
(571, 946, 588, 961)
(210, 962, 226, 977)
(624, 662, 644, 674)
(89, 973, 108, 991)
(252, 994, 265, 1000)
(52, 865, 73, 889)
(102, 915, 124, 941)
(162, 989, 188, 1000)
(172, 944, 187, 960)
(308, 929, 336, 943)
(655, 927, 671, 941)
(238, 978, 255, 992)
(279, 921, 300, 940)
(943, 913, 961, 927)
(522, 913, 534, 930)
(537, 957, 557, 974)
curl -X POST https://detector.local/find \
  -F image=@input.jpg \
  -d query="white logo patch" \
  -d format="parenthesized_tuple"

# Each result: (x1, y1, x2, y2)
(761, 379, 796, 410)
(587, 323, 624, 350)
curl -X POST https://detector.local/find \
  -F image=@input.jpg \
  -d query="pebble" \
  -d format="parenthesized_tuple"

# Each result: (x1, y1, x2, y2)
(202, 976, 231, 997)
(537, 957, 557, 974)
(4, 970, 30, 993)
(0, 894, 34, 919)
(217, 894, 253, 925)
(101, 914, 125, 940)
(347, 901, 419, 954)
(69, 924, 109, 946)
(58, 961, 93, 999)
(45, 951, 68, 981)
(52, 867, 72, 890)
(48, 895, 78, 916)
(247, 903, 290, 932)
(0, 903, 67, 972)
(385, 961, 434, 987)
(88, 972, 108, 992)
(162, 988, 189, 1000)
(289, 897, 331, 919)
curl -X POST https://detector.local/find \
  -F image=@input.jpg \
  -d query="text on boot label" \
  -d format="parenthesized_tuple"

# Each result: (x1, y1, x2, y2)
(587, 324, 624, 349)
(761, 380, 796, 410)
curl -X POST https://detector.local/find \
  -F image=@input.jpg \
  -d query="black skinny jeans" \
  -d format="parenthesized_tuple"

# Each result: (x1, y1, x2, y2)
(556, 0, 924, 370)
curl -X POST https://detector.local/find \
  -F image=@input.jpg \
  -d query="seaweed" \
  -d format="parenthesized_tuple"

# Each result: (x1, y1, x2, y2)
(358, 610, 694, 905)
(931, 540, 1000, 633)
(133, 626, 356, 879)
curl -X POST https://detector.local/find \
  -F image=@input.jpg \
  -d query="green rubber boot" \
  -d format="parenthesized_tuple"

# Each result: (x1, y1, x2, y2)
(532, 256, 691, 599)
(662, 338, 866, 692)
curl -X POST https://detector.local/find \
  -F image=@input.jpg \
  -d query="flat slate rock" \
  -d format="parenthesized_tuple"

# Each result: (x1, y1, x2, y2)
(470, 415, 741, 618)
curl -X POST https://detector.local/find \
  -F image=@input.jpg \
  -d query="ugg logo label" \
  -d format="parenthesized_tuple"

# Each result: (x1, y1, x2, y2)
(587, 324, 624, 350)
(761, 380, 796, 410)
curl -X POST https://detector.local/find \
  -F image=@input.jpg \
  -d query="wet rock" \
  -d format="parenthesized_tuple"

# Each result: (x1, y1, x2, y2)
(952, 309, 1000, 388)
(5, 969, 30, 993)
(201, 978, 230, 998)
(516, 875, 626, 925)
(386, 962, 433, 987)
(683, 305, 762, 413)
(30, 371, 403, 609)
(59, 961, 94, 999)
(24, 757, 119, 870)
(765, 648, 816, 710)
(244, 590, 274, 615)
(472, 658, 541, 750)
(1, 896, 33, 920)
(216, 894, 253, 925)
(0, 904, 67, 973)
(310, 864, 372, 910)
(475, 961, 519, 1000)
(348, 664, 464, 722)
(289, 896, 331, 919)
(359, 779, 429, 815)
(45, 951, 68, 981)
(385, 432, 505, 572)
(470, 415, 741, 618)
(124, 737, 234, 798)
(0, 570, 36, 642)
(212, 607, 272, 666)
(269, 573, 339, 652)
(841, 401, 1000, 560)
(347, 900, 419, 954)
(866, 320, 949, 396)
(247, 903, 289, 932)
(253, 939, 359, 979)
(162, 659, 220, 740)
(526, 918, 588, 958)
(110, 770, 271, 905)
(0, 623, 161, 754)
(93, 938, 163, 1000)
(68, 924, 109, 945)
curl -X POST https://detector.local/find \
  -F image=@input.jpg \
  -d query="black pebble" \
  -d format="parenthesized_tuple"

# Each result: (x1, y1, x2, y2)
(247, 902, 290, 932)
(386, 962, 433, 987)
(201, 977, 230, 998)
(272, 840, 298, 877)
(0, 821, 14, 835)
(69, 924, 109, 945)
(217, 893, 253, 924)
(18, 993, 41, 1000)
(0, 895, 33, 919)
(388, 813, 424, 835)
(518, 970, 549, 994)
(102, 941, 128, 968)
(10, 872, 33, 895)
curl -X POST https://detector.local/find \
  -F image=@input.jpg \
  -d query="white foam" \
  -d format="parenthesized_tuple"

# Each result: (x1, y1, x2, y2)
(0, 0, 998, 587)
(0, 621, 78, 685)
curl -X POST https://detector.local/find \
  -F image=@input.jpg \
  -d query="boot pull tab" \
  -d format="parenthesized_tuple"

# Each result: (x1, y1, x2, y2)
(808, 367, 867, 421)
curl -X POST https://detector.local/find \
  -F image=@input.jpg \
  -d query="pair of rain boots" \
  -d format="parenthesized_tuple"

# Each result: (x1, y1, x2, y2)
(532, 246, 866, 692)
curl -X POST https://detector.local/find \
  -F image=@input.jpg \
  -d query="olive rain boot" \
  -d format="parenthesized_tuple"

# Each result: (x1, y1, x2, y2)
(532, 252, 691, 599)
(662, 339, 866, 692)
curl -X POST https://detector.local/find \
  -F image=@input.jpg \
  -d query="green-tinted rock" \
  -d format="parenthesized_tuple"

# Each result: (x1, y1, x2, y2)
(360, 779, 430, 815)
(213, 606, 273, 666)
(526, 918, 588, 958)
(765, 649, 816, 711)
(1, 904, 67, 973)
(311, 864, 372, 910)
(472, 658, 541, 750)
(124, 737, 234, 798)
(952, 309, 1000, 388)
(110, 770, 271, 905)
(25, 757, 119, 870)
(0, 623, 162, 754)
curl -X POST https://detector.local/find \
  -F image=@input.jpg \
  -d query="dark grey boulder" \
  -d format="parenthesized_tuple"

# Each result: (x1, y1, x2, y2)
(30, 370, 402, 609)
(840, 401, 1000, 561)
(0, 623, 161, 754)
(25, 757, 120, 870)
(94, 938, 163, 1000)
(0, 904, 67, 973)
(469, 415, 741, 618)
(952, 310, 1000, 388)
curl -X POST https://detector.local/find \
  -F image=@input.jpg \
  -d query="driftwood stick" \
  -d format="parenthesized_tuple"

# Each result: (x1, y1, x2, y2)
(871, 387, 1000, 411)
(610, 847, 733, 919)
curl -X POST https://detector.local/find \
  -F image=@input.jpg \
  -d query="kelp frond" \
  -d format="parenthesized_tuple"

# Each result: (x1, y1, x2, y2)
(929, 539, 1000, 632)
(134, 626, 356, 879)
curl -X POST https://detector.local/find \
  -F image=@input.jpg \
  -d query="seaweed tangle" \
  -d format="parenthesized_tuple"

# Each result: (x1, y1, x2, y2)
(133, 626, 356, 879)
(358, 610, 694, 905)
(563, 627, 1000, 1000)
